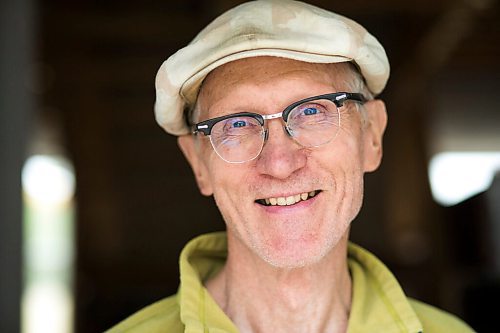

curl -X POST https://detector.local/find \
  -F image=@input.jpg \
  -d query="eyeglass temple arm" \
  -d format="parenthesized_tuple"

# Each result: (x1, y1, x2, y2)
(192, 124, 209, 135)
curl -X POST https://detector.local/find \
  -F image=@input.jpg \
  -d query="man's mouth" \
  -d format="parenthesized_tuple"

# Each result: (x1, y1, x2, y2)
(256, 190, 321, 207)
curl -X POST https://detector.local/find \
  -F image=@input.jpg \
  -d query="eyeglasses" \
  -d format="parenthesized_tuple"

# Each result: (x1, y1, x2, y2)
(192, 92, 366, 163)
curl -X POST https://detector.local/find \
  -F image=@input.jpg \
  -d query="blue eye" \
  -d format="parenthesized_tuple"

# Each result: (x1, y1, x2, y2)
(303, 107, 318, 115)
(232, 120, 247, 128)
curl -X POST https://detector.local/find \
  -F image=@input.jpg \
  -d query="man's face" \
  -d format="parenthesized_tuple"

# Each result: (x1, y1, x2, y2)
(179, 57, 386, 268)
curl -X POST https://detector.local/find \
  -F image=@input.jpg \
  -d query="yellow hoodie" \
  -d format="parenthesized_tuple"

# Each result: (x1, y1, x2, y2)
(108, 232, 474, 333)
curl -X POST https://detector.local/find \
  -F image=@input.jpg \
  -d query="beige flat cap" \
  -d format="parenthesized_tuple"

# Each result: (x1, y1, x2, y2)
(155, 0, 390, 135)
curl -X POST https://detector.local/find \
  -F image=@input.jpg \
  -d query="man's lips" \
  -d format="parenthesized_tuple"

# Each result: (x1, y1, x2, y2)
(255, 190, 321, 207)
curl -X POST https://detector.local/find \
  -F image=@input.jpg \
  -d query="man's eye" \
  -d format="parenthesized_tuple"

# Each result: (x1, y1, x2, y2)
(232, 120, 247, 128)
(220, 117, 258, 134)
(303, 107, 318, 116)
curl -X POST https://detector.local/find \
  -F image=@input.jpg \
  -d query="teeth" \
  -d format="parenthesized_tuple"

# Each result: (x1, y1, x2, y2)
(261, 191, 318, 207)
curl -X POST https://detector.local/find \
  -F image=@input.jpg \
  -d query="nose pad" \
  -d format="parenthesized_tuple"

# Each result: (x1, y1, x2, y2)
(263, 128, 269, 141)
(284, 125, 293, 137)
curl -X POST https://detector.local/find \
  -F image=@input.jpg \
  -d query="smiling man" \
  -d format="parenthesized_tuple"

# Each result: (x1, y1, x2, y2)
(109, 1, 473, 332)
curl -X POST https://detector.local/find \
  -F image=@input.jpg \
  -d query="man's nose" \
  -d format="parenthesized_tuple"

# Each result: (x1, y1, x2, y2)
(255, 120, 307, 179)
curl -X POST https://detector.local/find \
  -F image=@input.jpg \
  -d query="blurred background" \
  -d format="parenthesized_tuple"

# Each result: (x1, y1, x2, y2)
(1, 0, 499, 332)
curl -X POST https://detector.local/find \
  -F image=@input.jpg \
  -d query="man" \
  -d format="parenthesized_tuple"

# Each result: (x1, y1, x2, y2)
(109, 1, 473, 332)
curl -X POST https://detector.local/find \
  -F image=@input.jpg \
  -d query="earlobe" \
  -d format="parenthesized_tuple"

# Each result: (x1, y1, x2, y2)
(177, 135, 213, 196)
(362, 99, 387, 172)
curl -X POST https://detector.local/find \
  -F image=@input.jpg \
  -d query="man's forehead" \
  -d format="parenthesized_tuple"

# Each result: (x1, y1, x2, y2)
(201, 57, 352, 94)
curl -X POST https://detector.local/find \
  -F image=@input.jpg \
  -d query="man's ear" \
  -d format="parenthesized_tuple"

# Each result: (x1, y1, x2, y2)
(177, 135, 213, 196)
(362, 99, 387, 172)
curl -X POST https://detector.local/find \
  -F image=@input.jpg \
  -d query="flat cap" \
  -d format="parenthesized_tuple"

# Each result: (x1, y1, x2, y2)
(155, 0, 390, 135)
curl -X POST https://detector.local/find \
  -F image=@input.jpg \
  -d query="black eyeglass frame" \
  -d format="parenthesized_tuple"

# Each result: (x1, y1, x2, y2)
(191, 92, 366, 136)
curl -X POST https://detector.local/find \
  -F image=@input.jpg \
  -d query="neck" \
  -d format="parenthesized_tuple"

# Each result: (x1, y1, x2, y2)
(205, 234, 352, 333)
